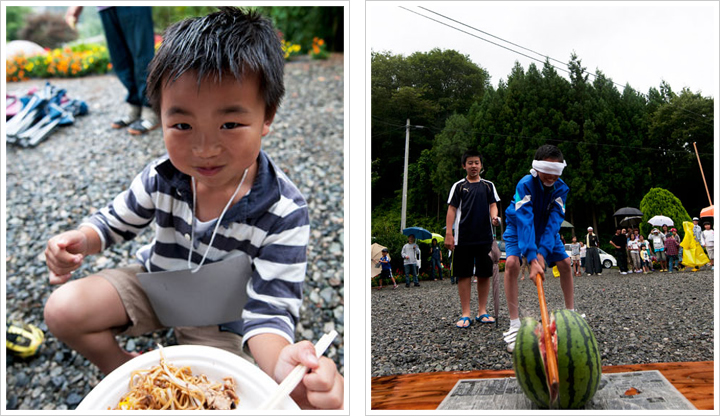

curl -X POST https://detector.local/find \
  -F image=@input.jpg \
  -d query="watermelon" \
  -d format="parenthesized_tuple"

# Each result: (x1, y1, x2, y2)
(513, 309, 602, 409)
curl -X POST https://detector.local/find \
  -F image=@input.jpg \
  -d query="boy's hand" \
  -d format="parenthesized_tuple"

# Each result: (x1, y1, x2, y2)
(45, 230, 88, 284)
(444, 234, 455, 251)
(274, 341, 343, 410)
(529, 256, 545, 283)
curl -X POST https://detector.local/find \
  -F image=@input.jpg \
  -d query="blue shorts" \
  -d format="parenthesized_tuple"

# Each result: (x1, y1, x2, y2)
(503, 223, 568, 266)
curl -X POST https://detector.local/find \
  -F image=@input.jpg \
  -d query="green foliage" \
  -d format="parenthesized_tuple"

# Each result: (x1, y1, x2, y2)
(6, 6, 33, 42)
(17, 12, 78, 49)
(152, 6, 218, 33)
(638, 188, 692, 237)
(371, 49, 490, 209)
(255, 6, 343, 53)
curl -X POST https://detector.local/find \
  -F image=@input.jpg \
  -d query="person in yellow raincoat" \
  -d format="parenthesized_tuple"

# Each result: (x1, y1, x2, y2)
(680, 221, 710, 271)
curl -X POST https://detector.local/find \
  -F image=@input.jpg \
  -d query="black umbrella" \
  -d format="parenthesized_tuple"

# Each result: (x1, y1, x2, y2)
(613, 207, 643, 217)
(619, 216, 642, 228)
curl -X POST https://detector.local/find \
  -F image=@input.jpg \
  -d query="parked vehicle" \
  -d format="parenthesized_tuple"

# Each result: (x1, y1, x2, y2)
(564, 244, 617, 268)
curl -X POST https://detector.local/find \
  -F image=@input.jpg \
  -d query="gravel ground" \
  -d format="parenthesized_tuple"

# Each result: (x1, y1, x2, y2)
(5, 55, 344, 410)
(371, 267, 715, 377)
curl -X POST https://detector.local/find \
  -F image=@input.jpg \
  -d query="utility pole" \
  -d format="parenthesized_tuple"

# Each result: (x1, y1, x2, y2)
(400, 118, 410, 231)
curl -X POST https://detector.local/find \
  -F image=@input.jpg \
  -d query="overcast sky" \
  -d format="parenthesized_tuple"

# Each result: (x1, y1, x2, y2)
(368, 1, 719, 99)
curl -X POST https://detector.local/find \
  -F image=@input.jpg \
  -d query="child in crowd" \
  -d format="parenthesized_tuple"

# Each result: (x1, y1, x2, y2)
(570, 236, 581, 276)
(701, 222, 714, 270)
(401, 234, 421, 287)
(43, 8, 343, 409)
(501, 144, 574, 352)
(664, 230, 680, 273)
(378, 248, 397, 289)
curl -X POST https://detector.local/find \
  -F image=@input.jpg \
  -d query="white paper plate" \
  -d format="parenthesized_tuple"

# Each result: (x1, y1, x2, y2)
(76, 345, 299, 410)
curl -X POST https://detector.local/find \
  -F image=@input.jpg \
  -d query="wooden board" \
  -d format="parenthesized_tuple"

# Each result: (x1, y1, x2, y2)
(371, 361, 714, 410)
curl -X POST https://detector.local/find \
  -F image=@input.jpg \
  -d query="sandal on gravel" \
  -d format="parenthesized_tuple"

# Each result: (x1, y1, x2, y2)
(456, 317, 472, 328)
(475, 313, 495, 324)
(127, 117, 160, 135)
(503, 326, 519, 353)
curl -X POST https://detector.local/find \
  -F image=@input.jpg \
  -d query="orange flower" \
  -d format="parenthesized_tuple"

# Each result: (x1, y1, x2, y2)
(318, 39, 324, 46)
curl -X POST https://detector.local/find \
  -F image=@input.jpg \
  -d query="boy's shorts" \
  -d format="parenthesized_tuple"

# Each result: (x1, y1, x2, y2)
(654, 249, 666, 262)
(571, 254, 580, 262)
(707, 246, 714, 260)
(452, 243, 493, 278)
(98, 264, 250, 361)
(504, 224, 568, 266)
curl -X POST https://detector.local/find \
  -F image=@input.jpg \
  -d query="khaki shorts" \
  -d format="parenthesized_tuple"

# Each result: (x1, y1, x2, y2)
(98, 264, 251, 361)
(707, 246, 714, 260)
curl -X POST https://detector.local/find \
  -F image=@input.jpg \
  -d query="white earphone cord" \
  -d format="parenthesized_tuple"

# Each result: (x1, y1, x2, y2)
(187, 168, 249, 273)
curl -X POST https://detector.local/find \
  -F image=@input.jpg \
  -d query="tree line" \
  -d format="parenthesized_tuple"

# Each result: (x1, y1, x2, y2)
(371, 48, 714, 247)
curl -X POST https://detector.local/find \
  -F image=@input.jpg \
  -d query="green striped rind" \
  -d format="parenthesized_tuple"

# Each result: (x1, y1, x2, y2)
(554, 309, 602, 409)
(513, 317, 550, 408)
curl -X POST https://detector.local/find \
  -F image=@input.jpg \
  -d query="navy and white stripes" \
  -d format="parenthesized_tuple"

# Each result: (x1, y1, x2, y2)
(82, 150, 309, 346)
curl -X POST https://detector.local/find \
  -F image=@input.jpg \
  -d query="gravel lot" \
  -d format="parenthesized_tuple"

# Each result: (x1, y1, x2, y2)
(371, 267, 714, 377)
(5, 55, 344, 410)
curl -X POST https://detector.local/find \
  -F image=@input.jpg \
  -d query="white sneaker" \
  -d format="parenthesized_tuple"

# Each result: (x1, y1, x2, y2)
(503, 326, 519, 353)
(621, 272, 627, 275)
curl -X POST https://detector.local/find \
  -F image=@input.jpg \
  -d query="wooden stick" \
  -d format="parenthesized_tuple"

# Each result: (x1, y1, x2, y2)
(535, 273, 559, 405)
(693, 142, 713, 206)
(258, 330, 338, 410)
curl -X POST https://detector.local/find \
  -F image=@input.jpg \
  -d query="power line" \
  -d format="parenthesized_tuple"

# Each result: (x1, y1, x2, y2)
(401, 6, 715, 128)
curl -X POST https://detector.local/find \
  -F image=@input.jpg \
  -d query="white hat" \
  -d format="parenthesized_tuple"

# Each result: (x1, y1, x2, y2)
(587, 226, 593, 231)
(693, 217, 699, 221)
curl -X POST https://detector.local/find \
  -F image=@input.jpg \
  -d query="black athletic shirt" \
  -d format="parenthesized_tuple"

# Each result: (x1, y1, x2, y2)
(447, 178, 500, 246)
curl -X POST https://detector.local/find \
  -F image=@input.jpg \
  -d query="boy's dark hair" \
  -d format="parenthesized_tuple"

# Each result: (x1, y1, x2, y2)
(461, 149, 483, 166)
(534, 144, 564, 162)
(146, 7, 285, 118)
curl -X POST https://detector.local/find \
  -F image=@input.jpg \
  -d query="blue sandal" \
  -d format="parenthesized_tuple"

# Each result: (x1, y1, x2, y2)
(456, 317, 472, 328)
(475, 314, 495, 324)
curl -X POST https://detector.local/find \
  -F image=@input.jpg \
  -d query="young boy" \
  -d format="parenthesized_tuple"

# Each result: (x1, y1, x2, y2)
(43, 8, 342, 409)
(378, 248, 397, 289)
(701, 221, 714, 270)
(570, 236, 581, 276)
(445, 149, 501, 328)
(501, 144, 574, 352)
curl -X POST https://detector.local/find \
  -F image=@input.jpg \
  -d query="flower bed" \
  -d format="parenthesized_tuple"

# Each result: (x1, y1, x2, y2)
(6, 43, 111, 82)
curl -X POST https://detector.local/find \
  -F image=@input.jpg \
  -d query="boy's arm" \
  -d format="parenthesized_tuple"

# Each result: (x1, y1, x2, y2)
(537, 185, 569, 259)
(445, 205, 457, 250)
(82, 162, 159, 250)
(514, 181, 539, 263)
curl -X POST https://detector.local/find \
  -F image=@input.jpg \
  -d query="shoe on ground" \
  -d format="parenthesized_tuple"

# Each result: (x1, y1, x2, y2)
(405, 284, 410, 288)
(127, 116, 160, 135)
(414, 283, 420, 287)
(111, 104, 141, 129)
(621, 272, 627, 275)
(503, 326, 519, 353)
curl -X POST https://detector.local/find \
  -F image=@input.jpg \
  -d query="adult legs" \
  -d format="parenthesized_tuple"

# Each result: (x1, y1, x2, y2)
(404, 264, 412, 287)
(44, 275, 135, 375)
(115, 7, 154, 108)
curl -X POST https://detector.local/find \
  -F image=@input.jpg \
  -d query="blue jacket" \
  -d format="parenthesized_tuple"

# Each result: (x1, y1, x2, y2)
(504, 174, 569, 264)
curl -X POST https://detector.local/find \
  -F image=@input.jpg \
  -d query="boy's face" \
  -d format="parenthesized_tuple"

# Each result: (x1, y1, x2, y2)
(408, 235, 415, 244)
(537, 157, 560, 187)
(161, 71, 273, 191)
(705, 224, 711, 229)
(463, 156, 482, 179)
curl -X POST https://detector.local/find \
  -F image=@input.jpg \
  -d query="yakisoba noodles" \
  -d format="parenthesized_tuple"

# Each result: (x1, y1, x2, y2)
(113, 346, 239, 410)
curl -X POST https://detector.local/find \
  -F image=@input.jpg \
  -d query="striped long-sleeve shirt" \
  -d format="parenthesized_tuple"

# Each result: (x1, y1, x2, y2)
(82, 150, 309, 347)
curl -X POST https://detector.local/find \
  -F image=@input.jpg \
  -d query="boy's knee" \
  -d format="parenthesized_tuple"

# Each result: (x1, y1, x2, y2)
(44, 285, 84, 337)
